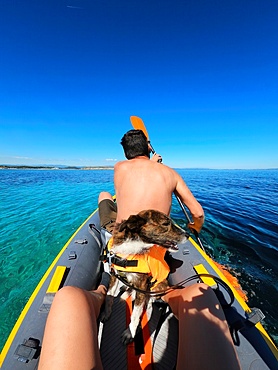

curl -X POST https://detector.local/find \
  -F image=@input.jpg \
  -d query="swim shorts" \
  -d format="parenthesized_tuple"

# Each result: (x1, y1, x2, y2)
(99, 199, 117, 233)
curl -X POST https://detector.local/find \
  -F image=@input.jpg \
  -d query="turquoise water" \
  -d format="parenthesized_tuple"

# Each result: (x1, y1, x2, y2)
(0, 169, 277, 350)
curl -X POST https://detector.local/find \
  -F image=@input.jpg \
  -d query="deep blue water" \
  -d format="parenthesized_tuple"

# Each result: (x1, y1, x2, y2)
(0, 169, 277, 351)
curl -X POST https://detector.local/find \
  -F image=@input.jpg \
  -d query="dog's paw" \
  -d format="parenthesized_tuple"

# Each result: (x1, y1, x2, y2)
(99, 295, 113, 323)
(99, 310, 111, 323)
(121, 327, 134, 345)
(99, 306, 112, 323)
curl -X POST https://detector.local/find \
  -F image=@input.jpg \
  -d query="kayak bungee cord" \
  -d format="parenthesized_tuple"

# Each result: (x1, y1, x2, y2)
(115, 272, 235, 308)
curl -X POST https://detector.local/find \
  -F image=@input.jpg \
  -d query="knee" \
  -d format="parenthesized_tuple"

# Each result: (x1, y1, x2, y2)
(49, 287, 99, 324)
(187, 282, 211, 295)
(55, 286, 82, 301)
(53, 286, 91, 310)
(98, 191, 112, 203)
(172, 283, 215, 305)
(184, 283, 225, 314)
(181, 283, 216, 302)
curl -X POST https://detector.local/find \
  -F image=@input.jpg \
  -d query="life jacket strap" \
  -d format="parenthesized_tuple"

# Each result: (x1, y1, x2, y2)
(109, 253, 138, 268)
(100, 250, 138, 268)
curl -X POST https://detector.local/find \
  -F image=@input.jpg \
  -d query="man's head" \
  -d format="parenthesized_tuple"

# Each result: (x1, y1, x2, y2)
(120, 129, 150, 159)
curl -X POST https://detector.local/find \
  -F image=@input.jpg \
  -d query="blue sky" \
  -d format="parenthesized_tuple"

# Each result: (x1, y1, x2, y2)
(0, 0, 277, 169)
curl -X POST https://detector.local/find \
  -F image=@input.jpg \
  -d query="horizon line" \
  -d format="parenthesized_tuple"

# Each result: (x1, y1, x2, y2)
(1, 164, 277, 171)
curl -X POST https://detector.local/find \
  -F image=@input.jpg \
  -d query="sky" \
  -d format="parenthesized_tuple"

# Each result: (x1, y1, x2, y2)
(0, 0, 277, 169)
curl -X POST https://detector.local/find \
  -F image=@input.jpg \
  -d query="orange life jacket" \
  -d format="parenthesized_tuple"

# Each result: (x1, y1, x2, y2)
(107, 237, 170, 289)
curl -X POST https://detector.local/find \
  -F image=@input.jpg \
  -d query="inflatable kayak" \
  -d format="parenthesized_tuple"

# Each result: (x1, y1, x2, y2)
(0, 206, 277, 370)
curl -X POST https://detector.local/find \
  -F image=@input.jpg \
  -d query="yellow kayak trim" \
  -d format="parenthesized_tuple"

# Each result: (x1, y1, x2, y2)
(0, 209, 97, 367)
(46, 266, 67, 294)
(189, 236, 278, 359)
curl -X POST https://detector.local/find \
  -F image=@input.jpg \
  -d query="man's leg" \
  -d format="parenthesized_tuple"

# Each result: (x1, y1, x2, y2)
(98, 191, 113, 204)
(163, 283, 241, 370)
(98, 192, 117, 233)
(39, 274, 110, 370)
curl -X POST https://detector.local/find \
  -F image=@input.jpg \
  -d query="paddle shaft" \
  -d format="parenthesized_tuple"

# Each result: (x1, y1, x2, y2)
(175, 194, 205, 251)
(129, 116, 205, 251)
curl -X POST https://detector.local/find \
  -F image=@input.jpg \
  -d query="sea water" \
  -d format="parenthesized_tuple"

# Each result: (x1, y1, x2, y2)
(0, 169, 277, 351)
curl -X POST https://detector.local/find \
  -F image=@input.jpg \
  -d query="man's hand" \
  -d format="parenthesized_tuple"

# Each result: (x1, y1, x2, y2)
(151, 153, 162, 162)
(188, 221, 203, 235)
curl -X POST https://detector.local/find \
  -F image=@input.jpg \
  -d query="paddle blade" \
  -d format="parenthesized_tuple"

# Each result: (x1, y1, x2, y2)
(130, 116, 149, 140)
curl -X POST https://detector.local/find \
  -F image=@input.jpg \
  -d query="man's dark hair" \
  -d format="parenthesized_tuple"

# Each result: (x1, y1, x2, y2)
(120, 129, 150, 159)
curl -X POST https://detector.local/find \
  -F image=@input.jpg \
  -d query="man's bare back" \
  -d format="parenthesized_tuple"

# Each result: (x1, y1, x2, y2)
(114, 157, 204, 233)
(114, 157, 174, 222)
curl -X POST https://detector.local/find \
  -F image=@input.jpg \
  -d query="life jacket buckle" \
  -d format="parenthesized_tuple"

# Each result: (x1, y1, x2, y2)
(108, 251, 116, 267)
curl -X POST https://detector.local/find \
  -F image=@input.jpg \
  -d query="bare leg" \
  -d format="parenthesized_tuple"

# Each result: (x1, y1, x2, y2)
(98, 192, 117, 233)
(163, 283, 241, 370)
(98, 191, 113, 203)
(38, 284, 107, 370)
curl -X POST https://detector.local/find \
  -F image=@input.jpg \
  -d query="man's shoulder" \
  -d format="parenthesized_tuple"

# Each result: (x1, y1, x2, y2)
(114, 160, 129, 170)
(158, 162, 176, 173)
(115, 160, 126, 166)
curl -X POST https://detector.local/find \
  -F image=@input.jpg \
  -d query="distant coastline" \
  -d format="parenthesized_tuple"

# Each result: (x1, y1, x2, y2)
(0, 165, 277, 171)
(0, 165, 114, 170)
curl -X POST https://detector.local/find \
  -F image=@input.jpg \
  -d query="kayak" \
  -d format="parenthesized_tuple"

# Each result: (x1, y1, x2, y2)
(0, 206, 277, 370)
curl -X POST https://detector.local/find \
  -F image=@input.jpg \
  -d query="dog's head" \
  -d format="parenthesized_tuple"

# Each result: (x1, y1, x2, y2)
(113, 209, 188, 254)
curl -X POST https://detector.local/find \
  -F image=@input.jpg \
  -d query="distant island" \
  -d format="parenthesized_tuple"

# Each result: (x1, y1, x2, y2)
(0, 165, 114, 170)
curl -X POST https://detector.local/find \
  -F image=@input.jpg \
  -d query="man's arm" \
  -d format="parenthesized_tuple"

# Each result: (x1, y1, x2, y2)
(174, 173, 205, 234)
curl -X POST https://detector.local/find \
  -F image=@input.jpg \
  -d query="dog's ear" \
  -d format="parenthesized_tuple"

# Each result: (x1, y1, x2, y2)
(137, 210, 152, 220)
(118, 219, 128, 232)
(118, 214, 146, 232)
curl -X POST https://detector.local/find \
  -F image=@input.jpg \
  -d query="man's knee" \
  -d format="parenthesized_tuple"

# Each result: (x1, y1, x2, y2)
(184, 283, 216, 301)
(98, 191, 113, 203)
(55, 286, 82, 300)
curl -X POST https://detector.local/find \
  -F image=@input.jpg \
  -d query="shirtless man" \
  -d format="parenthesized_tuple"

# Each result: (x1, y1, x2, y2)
(98, 129, 204, 234)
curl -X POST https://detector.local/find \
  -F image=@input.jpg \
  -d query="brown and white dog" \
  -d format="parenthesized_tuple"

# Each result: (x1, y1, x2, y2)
(101, 209, 188, 344)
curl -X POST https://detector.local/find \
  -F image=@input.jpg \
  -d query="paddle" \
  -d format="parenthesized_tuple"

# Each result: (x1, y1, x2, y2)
(130, 116, 157, 156)
(129, 116, 205, 251)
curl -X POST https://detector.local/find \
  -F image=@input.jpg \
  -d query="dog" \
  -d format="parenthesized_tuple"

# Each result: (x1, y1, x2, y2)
(101, 209, 189, 345)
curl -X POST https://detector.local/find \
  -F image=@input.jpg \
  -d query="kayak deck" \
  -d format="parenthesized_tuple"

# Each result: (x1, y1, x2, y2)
(0, 209, 277, 370)
(99, 281, 178, 370)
